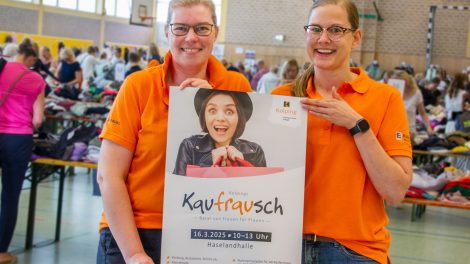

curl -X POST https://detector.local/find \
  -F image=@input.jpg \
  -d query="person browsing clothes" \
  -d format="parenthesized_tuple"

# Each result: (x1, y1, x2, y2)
(271, 0, 412, 263)
(96, 0, 251, 263)
(173, 89, 266, 176)
(0, 38, 45, 264)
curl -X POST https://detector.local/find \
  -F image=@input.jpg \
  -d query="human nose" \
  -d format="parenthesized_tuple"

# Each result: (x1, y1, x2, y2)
(317, 28, 331, 42)
(215, 111, 225, 120)
(185, 27, 199, 40)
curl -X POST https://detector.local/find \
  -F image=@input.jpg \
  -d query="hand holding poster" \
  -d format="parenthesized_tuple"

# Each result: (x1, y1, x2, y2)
(162, 88, 307, 264)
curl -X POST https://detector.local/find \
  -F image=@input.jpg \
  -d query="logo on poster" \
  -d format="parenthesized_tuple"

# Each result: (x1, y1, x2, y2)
(276, 100, 297, 115)
(268, 97, 302, 127)
(182, 191, 284, 216)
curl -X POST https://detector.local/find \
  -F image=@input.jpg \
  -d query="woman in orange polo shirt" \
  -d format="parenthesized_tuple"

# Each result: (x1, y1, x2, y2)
(96, 1, 251, 263)
(272, 0, 412, 263)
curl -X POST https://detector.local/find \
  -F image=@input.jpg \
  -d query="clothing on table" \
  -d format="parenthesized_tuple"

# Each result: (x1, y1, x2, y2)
(272, 68, 412, 264)
(403, 89, 424, 134)
(58, 60, 81, 84)
(0, 62, 46, 134)
(98, 51, 252, 231)
(173, 134, 266, 176)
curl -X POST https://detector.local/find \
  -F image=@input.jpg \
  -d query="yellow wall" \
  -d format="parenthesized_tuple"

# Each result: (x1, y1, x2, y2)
(1, 31, 93, 57)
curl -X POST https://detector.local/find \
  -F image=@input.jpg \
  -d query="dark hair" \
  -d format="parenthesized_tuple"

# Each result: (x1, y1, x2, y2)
(448, 73, 468, 99)
(99, 52, 107, 60)
(18, 38, 38, 58)
(431, 77, 441, 85)
(291, 0, 359, 97)
(5, 35, 13, 44)
(128, 51, 140, 63)
(87, 45, 95, 54)
(198, 91, 247, 140)
(72, 47, 81, 57)
(58, 41, 65, 52)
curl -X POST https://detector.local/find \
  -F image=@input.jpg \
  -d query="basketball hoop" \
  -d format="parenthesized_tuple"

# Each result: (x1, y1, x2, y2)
(130, 0, 154, 27)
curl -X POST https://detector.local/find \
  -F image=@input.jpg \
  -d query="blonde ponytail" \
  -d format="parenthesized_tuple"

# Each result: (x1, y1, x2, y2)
(291, 64, 315, 97)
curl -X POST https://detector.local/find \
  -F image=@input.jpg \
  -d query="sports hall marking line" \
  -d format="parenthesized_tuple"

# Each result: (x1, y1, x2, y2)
(389, 227, 470, 242)
(390, 255, 453, 264)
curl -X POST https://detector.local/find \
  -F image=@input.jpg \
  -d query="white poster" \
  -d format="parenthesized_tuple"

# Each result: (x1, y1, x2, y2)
(162, 88, 307, 264)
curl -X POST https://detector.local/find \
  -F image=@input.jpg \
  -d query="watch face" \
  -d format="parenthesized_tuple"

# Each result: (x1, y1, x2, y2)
(358, 119, 369, 131)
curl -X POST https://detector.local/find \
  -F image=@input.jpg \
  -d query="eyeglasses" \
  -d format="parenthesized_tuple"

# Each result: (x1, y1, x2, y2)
(304, 25, 356, 41)
(169, 23, 215, 36)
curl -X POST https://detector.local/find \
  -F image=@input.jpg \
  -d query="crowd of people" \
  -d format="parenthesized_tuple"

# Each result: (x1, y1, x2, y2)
(0, 38, 168, 100)
(0, 0, 469, 263)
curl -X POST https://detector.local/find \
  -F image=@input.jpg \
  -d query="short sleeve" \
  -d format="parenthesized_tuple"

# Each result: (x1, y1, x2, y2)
(416, 89, 424, 105)
(100, 77, 142, 152)
(376, 90, 412, 158)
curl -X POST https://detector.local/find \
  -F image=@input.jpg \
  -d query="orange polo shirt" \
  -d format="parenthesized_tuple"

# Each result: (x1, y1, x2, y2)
(99, 52, 251, 230)
(272, 68, 412, 264)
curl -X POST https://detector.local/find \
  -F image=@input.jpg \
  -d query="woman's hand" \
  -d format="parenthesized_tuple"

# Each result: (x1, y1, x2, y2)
(226, 145, 244, 162)
(212, 146, 228, 166)
(180, 78, 213, 89)
(300, 87, 362, 129)
(126, 252, 154, 264)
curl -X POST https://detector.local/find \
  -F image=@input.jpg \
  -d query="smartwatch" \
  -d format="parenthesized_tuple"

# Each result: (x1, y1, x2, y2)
(349, 118, 369, 136)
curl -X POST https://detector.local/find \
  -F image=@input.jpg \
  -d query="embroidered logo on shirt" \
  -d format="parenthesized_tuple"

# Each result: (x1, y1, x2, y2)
(396, 132, 403, 140)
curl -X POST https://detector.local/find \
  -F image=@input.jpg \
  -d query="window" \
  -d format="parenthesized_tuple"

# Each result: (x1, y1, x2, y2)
(106, 0, 130, 18)
(42, 0, 97, 13)
(105, 0, 116, 16)
(116, 0, 131, 18)
(78, 1, 96, 13)
(43, 0, 57, 5)
(156, 0, 222, 25)
(58, 0, 77, 10)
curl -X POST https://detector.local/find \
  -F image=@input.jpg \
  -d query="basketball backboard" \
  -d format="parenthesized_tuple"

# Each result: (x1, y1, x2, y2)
(130, 0, 155, 27)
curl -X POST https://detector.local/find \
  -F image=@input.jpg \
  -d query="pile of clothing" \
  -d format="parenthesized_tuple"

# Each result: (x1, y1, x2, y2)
(33, 124, 101, 163)
(407, 164, 470, 205)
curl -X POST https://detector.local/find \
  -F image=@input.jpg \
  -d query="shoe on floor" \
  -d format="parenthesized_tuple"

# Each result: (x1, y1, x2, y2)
(0, 253, 17, 264)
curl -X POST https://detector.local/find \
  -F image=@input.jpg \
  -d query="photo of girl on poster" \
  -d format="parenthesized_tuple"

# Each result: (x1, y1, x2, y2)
(173, 89, 266, 176)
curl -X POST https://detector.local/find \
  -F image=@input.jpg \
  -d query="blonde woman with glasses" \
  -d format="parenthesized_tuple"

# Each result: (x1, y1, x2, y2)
(96, 1, 251, 263)
(272, 0, 412, 263)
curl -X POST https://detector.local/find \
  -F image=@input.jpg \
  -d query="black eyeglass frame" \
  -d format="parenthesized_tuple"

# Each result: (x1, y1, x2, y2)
(169, 23, 215, 36)
(303, 25, 356, 40)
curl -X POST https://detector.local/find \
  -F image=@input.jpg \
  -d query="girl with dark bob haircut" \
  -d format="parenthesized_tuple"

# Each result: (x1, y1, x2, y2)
(173, 89, 266, 175)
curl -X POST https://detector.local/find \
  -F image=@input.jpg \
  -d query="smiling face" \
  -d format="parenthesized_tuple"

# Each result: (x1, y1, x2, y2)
(204, 94, 239, 148)
(306, 4, 361, 72)
(165, 4, 218, 71)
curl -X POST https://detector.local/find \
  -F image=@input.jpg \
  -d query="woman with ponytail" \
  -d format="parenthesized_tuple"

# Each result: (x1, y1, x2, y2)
(0, 38, 45, 264)
(272, 1, 412, 263)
